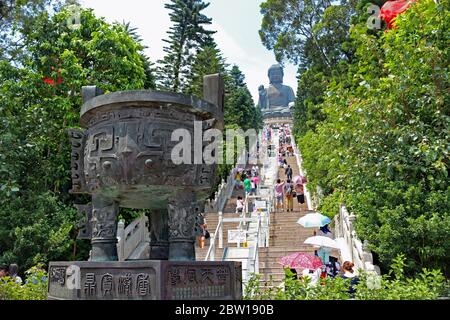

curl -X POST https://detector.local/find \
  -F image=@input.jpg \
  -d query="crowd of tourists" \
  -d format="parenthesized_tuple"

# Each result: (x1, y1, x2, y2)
(271, 125, 307, 212)
(235, 165, 261, 198)
(286, 260, 360, 294)
(268, 124, 360, 295)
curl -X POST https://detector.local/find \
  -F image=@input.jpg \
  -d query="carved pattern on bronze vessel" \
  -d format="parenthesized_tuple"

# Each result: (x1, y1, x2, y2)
(167, 204, 196, 239)
(75, 203, 93, 240)
(68, 128, 88, 193)
(82, 112, 210, 188)
(87, 108, 197, 127)
(91, 204, 117, 240)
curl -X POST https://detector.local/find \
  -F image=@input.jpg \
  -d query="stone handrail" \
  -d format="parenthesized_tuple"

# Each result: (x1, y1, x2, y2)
(334, 205, 381, 275)
(204, 211, 223, 261)
(249, 214, 261, 275)
(290, 135, 313, 210)
(117, 214, 149, 261)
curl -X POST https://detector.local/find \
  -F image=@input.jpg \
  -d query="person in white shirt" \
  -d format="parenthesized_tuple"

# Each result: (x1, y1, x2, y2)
(236, 196, 245, 213)
(301, 268, 321, 286)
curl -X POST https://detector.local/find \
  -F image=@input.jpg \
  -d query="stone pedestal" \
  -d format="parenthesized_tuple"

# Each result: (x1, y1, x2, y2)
(47, 261, 242, 300)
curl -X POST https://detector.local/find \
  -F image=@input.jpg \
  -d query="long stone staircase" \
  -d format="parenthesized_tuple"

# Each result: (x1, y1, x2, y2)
(257, 154, 317, 286)
(195, 163, 253, 261)
(195, 135, 329, 287)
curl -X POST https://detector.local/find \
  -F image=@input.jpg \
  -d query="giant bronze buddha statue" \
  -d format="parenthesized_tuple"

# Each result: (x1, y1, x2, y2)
(257, 64, 295, 118)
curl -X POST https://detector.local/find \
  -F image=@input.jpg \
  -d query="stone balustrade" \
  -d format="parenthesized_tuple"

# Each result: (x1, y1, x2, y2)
(334, 205, 381, 275)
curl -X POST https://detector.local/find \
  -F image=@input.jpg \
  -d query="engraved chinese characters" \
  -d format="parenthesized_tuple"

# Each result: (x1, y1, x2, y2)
(83, 272, 153, 299)
(49, 267, 66, 286)
(47, 261, 242, 300)
(166, 265, 231, 300)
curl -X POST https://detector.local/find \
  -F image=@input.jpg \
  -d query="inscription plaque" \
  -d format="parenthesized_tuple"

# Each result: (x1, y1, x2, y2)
(48, 261, 241, 300)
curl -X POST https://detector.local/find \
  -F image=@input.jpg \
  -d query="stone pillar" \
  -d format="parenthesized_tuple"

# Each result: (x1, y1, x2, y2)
(90, 194, 119, 261)
(148, 209, 169, 260)
(203, 74, 224, 112)
(167, 191, 197, 261)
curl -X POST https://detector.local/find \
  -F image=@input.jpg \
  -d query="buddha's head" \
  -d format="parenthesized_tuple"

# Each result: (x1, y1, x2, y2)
(268, 64, 284, 84)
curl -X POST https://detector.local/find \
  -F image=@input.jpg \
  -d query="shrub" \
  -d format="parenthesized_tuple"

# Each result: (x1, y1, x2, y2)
(0, 264, 48, 300)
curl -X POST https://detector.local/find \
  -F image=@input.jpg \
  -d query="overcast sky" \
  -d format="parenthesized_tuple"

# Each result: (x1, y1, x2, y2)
(78, 0, 298, 103)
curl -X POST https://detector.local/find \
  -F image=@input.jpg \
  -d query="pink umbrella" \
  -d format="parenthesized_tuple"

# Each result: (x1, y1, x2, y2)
(293, 175, 302, 184)
(293, 175, 307, 184)
(278, 252, 323, 270)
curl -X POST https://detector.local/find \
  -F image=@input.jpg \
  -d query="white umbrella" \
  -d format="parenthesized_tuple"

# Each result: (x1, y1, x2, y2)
(304, 236, 340, 249)
(297, 213, 331, 228)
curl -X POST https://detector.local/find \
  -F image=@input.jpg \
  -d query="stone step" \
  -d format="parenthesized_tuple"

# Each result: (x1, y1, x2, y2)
(268, 234, 315, 238)
(258, 267, 289, 275)
(259, 260, 295, 269)
(258, 251, 315, 259)
(259, 246, 314, 252)
(269, 225, 315, 230)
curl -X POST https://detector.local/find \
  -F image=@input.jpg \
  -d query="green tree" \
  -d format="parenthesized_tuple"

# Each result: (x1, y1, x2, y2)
(157, 0, 215, 93)
(295, 0, 449, 275)
(224, 65, 262, 131)
(122, 21, 156, 89)
(229, 64, 246, 87)
(0, 6, 149, 272)
(186, 41, 227, 97)
(259, 0, 355, 68)
(0, 0, 78, 60)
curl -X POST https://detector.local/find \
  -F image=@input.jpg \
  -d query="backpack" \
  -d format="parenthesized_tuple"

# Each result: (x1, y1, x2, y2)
(285, 183, 293, 195)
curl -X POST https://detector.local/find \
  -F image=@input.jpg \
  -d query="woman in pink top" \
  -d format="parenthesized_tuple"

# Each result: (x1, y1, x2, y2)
(295, 183, 305, 205)
(274, 179, 285, 212)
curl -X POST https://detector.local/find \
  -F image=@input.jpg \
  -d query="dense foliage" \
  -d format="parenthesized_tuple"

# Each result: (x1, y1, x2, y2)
(0, 264, 48, 300)
(0, 4, 150, 271)
(0, 0, 262, 279)
(261, 0, 449, 276)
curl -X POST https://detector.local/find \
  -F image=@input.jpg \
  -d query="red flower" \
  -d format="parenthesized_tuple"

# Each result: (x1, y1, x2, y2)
(43, 77, 55, 85)
(43, 77, 62, 86)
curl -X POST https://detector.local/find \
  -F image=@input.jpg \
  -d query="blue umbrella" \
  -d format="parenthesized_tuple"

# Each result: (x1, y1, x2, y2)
(297, 213, 331, 228)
